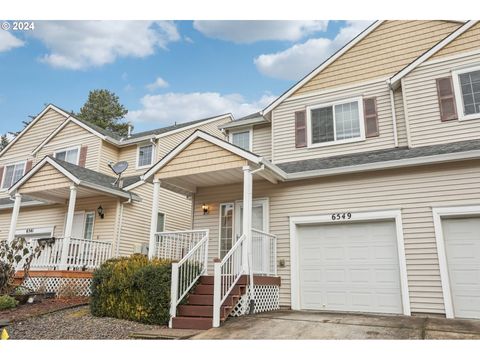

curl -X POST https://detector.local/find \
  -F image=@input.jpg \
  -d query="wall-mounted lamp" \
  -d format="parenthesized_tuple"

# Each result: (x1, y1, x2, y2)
(202, 204, 209, 215)
(97, 205, 105, 219)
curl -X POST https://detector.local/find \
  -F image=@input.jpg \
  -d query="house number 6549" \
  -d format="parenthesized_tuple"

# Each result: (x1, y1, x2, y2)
(331, 212, 352, 221)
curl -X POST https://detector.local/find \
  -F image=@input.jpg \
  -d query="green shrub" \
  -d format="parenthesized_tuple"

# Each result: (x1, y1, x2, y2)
(90, 254, 172, 325)
(0, 295, 18, 310)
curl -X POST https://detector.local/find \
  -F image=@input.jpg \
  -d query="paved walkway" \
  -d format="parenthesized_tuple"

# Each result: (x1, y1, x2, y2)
(192, 310, 480, 340)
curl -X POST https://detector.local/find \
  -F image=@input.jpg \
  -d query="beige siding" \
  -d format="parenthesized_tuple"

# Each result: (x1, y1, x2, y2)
(273, 80, 397, 163)
(157, 138, 246, 179)
(431, 22, 480, 60)
(36, 121, 102, 171)
(19, 164, 70, 193)
(252, 124, 272, 160)
(294, 21, 460, 96)
(403, 52, 480, 147)
(159, 189, 192, 232)
(118, 145, 139, 177)
(98, 141, 120, 175)
(193, 159, 480, 314)
(394, 87, 408, 147)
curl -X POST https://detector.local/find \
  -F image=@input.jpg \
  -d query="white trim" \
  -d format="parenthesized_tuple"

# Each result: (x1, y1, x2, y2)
(84, 211, 96, 240)
(289, 209, 410, 316)
(389, 88, 399, 147)
(0, 160, 26, 190)
(15, 226, 54, 238)
(400, 78, 413, 148)
(262, 21, 383, 115)
(53, 145, 81, 166)
(136, 143, 155, 170)
(432, 205, 480, 319)
(306, 96, 365, 148)
(229, 127, 253, 152)
(451, 64, 480, 121)
(389, 21, 478, 87)
(218, 202, 235, 259)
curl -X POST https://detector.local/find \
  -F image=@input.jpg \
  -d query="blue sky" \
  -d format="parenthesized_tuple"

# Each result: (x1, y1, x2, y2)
(0, 20, 371, 136)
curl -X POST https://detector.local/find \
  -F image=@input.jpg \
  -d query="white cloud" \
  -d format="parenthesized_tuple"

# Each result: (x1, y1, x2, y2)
(127, 92, 276, 126)
(31, 21, 180, 70)
(146, 77, 169, 91)
(193, 20, 329, 44)
(0, 31, 24, 52)
(254, 21, 373, 80)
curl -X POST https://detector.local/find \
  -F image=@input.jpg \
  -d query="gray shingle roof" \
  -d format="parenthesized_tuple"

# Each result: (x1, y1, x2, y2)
(277, 139, 480, 174)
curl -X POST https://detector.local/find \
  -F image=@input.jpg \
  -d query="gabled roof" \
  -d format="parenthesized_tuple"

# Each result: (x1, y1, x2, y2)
(9, 156, 141, 201)
(261, 20, 382, 116)
(140, 130, 286, 183)
(388, 20, 478, 88)
(219, 112, 270, 130)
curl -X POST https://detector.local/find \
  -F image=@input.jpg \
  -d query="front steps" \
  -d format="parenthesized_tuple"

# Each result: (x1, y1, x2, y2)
(171, 275, 247, 330)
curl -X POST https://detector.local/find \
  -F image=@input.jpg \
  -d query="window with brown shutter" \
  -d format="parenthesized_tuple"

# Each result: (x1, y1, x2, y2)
(295, 110, 307, 148)
(363, 97, 379, 137)
(25, 160, 33, 173)
(79, 146, 88, 167)
(0, 166, 4, 187)
(436, 77, 458, 121)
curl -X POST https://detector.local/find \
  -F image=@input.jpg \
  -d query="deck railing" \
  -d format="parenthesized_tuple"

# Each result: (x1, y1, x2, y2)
(167, 230, 209, 328)
(251, 229, 277, 276)
(153, 230, 208, 261)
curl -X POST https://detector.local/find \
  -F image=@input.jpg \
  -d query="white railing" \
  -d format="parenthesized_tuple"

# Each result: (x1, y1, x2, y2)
(14, 237, 113, 271)
(154, 230, 207, 261)
(169, 230, 209, 328)
(213, 233, 246, 327)
(251, 229, 277, 276)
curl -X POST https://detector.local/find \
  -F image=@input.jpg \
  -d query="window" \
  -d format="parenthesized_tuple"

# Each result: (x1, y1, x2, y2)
(307, 97, 364, 147)
(231, 130, 251, 151)
(54, 147, 79, 165)
(157, 212, 165, 232)
(83, 212, 95, 240)
(1, 162, 25, 189)
(137, 144, 154, 168)
(453, 66, 480, 120)
(219, 203, 234, 258)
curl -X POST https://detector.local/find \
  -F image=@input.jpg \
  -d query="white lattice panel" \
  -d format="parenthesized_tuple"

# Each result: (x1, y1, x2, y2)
(22, 277, 92, 297)
(230, 285, 280, 317)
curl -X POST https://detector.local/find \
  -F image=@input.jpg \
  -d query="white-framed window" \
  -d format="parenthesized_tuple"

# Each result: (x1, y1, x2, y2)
(1, 161, 26, 189)
(83, 212, 95, 240)
(219, 203, 234, 258)
(306, 97, 365, 148)
(230, 129, 252, 151)
(452, 65, 480, 121)
(157, 212, 165, 232)
(54, 146, 80, 165)
(137, 144, 154, 168)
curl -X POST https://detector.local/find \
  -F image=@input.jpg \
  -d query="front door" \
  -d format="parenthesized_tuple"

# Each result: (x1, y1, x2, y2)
(71, 212, 85, 238)
(234, 199, 269, 237)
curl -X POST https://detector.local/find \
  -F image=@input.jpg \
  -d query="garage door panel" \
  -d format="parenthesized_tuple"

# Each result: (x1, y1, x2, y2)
(298, 221, 403, 314)
(443, 218, 480, 319)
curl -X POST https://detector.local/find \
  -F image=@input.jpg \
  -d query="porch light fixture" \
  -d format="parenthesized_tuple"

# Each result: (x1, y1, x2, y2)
(97, 205, 105, 219)
(202, 204, 209, 215)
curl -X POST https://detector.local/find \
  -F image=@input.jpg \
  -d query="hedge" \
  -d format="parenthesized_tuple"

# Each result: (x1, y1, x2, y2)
(90, 254, 172, 325)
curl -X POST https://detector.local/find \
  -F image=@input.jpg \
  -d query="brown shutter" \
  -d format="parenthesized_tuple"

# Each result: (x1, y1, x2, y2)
(0, 166, 4, 187)
(363, 97, 379, 138)
(24, 160, 33, 173)
(295, 110, 307, 148)
(436, 77, 458, 121)
(78, 146, 88, 167)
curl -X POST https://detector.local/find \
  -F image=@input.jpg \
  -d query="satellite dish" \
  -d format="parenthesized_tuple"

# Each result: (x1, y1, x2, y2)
(109, 161, 129, 175)
(108, 161, 129, 186)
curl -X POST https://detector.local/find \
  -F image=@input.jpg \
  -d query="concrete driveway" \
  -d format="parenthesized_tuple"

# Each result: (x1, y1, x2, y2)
(192, 310, 480, 340)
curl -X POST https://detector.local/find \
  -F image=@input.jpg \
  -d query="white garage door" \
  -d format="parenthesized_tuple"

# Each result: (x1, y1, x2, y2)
(443, 218, 480, 319)
(298, 221, 403, 314)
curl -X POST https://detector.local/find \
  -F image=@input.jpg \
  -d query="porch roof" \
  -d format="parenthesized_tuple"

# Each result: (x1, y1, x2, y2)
(9, 156, 141, 202)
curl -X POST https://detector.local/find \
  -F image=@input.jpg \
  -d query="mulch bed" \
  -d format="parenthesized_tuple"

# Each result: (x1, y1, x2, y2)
(0, 297, 89, 323)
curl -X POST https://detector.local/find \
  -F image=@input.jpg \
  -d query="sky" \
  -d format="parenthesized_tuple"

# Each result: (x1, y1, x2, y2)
(0, 20, 372, 136)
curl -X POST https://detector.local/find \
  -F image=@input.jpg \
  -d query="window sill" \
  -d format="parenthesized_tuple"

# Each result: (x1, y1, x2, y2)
(458, 114, 480, 122)
(136, 164, 153, 170)
(307, 136, 366, 149)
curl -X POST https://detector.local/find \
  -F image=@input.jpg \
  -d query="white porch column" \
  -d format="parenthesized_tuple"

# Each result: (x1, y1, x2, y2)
(60, 184, 77, 270)
(148, 179, 161, 259)
(242, 165, 255, 309)
(8, 193, 22, 242)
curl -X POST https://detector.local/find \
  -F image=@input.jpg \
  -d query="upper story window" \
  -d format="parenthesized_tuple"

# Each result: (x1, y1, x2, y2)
(230, 130, 251, 151)
(306, 97, 365, 147)
(1, 161, 25, 189)
(54, 146, 79, 165)
(452, 66, 480, 121)
(137, 144, 154, 168)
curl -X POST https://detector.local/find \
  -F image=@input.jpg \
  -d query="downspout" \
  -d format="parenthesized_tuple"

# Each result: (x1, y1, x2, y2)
(387, 80, 399, 148)
(400, 78, 413, 148)
(115, 195, 132, 257)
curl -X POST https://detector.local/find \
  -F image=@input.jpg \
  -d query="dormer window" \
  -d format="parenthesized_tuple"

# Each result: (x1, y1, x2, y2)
(54, 146, 80, 165)
(306, 97, 365, 147)
(137, 144, 154, 168)
(230, 129, 252, 151)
